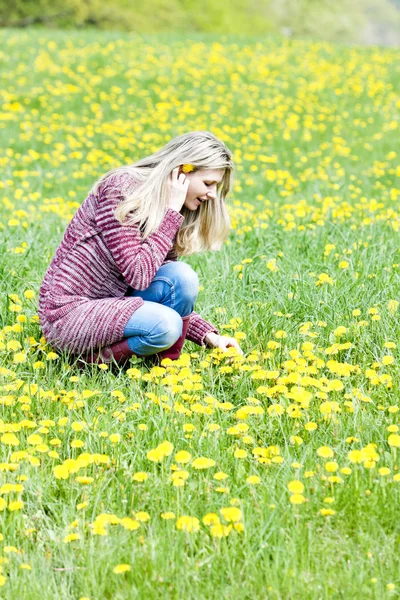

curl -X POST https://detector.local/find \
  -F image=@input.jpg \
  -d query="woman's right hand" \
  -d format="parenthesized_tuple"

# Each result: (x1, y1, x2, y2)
(168, 167, 190, 212)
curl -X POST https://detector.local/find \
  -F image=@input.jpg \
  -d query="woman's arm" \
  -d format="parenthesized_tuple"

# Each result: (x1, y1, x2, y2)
(186, 312, 243, 354)
(185, 311, 220, 347)
(95, 173, 184, 291)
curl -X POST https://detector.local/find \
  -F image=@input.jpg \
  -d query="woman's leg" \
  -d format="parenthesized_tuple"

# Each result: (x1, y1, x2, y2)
(123, 301, 183, 356)
(126, 262, 199, 317)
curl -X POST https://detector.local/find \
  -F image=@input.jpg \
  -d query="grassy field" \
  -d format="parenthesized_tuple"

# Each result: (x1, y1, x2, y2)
(0, 28, 399, 599)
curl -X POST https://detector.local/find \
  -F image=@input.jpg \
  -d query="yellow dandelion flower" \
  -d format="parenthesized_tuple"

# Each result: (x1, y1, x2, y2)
(175, 515, 200, 533)
(161, 512, 175, 520)
(13, 352, 27, 364)
(234, 449, 247, 459)
(317, 446, 334, 458)
(64, 533, 80, 543)
(174, 450, 192, 464)
(324, 461, 339, 473)
(287, 480, 304, 494)
(1, 433, 19, 446)
(213, 472, 228, 480)
(113, 564, 131, 574)
(202, 513, 220, 526)
(8, 500, 24, 511)
(220, 506, 242, 523)
(210, 523, 232, 538)
(120, 518, 140, 531)
(388, 434, 400, 448)
(246, 475, 261, 485)
(191, 457, 216, 469)
(181, 164, 196, 173)
(132, 472, 148, 482)
(75, 476, 93, 485)
(135, 511, 150, 522)
(378, 467, 391, 476)
(289, 494, 306, 505)
(319, 508, 336, 516)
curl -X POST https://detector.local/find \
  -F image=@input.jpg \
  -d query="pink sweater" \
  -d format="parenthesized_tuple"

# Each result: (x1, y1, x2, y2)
(38, 172, 219, 355)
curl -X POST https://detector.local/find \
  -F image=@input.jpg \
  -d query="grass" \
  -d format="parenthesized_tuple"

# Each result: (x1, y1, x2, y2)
(0, 27, 399, 599)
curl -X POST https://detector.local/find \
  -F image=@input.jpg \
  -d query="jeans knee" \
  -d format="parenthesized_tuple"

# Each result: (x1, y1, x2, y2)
(173, 262, 199, 303)
(154, 313, 183, 348)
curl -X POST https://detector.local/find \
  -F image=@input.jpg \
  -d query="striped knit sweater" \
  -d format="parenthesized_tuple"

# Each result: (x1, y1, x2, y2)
(38, 172, 219, 355)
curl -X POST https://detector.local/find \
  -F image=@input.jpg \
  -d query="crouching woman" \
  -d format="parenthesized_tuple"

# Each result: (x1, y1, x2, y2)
(38, 130, 243, 366)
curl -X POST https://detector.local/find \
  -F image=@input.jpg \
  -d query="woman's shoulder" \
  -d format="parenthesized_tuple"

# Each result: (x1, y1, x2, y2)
(97, 169, 140, 199)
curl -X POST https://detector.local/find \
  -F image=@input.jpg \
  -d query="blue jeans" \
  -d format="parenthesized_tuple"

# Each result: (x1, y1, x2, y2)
(123, 262, 199, 356)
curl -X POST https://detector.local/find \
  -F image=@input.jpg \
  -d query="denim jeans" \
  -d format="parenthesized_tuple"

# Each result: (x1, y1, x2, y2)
(123, 261, 199, 356)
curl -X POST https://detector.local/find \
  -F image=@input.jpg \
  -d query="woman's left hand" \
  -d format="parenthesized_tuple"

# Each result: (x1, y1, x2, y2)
(205, 332, 243, 355)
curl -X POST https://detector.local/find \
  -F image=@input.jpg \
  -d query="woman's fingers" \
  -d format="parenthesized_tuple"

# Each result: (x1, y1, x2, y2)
(171, 167, 188, 185)
(217, 336, 243, 355)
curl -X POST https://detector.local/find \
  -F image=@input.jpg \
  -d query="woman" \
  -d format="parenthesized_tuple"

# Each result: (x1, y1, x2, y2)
(38, 131, 243, 366)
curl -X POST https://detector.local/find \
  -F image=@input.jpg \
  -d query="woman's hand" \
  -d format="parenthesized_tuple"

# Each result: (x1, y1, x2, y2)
(168, 167, 190, 213)
(204, 332, 243, 355)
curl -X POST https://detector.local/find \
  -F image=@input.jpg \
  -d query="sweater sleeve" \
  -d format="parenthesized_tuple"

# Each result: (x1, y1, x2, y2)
(185, 311, 220, 347)
(95, 173, 184, 291)
(163, 247, 179, 264)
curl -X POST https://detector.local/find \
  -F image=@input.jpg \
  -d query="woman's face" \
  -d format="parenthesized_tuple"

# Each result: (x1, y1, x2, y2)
(182, 168, 225, 211)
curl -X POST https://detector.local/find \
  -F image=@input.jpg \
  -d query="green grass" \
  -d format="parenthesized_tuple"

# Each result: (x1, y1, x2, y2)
(0, 28, 399, 599)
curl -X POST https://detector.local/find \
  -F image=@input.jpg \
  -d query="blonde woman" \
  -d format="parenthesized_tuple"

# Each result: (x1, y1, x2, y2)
(38, 131, 243, 366)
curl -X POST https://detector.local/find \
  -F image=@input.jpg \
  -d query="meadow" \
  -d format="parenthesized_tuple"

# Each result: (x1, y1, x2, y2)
(0, 28, 399, 599)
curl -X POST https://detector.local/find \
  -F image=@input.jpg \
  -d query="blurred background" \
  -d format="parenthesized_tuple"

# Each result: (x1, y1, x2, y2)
(0, 0, 399, 46)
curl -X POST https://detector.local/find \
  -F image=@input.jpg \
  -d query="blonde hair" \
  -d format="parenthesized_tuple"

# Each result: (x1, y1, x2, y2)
(90, 131, 234, 256)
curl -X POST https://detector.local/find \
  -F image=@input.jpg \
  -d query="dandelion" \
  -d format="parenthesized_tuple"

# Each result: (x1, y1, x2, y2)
(220, 507, 242, 522)
(304, 422, 317, 431)
(268, 404, 285, 416)
(317, 446, 334, 458)
(320, 508, 336, 516)
(378, 467, 390, 476)
(132, 472, 149, 482)
(289, 494, 306, 505)
(388, 300, 399, 314)
(8, 500, 24, 511)
(246, 475, 261, 484)
(333, 326, 347, 337)
(75, 476, 93, 485)
(191, 457, 216, 469)
(64, 533, 81, 543)
(1, 433, 19, 446)
(388, 434, 400, 448)
(181, 164, 196, 173)
(324, 462, 339, 472)
(213, 472, 228, 480)
(210, 523, 232, 538)
(176, 516, 200, 533)
(382, 356, 394, 365)
(287, 480, 304, 494)
(113, 564, 131, 574)
(147, 441, 173, 462)
(174, 450, 192, 463)
(315, 273, 335, 286)
(120, 518, 140, 530)
(233, 449, 247, 459)
(13, 352, 27, 364)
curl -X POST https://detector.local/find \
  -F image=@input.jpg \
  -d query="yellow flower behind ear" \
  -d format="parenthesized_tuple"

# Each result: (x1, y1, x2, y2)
(182, 164, 196, 173)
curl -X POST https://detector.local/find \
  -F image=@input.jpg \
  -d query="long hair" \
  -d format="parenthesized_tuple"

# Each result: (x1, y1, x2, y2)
(90, 131, 234, 256)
